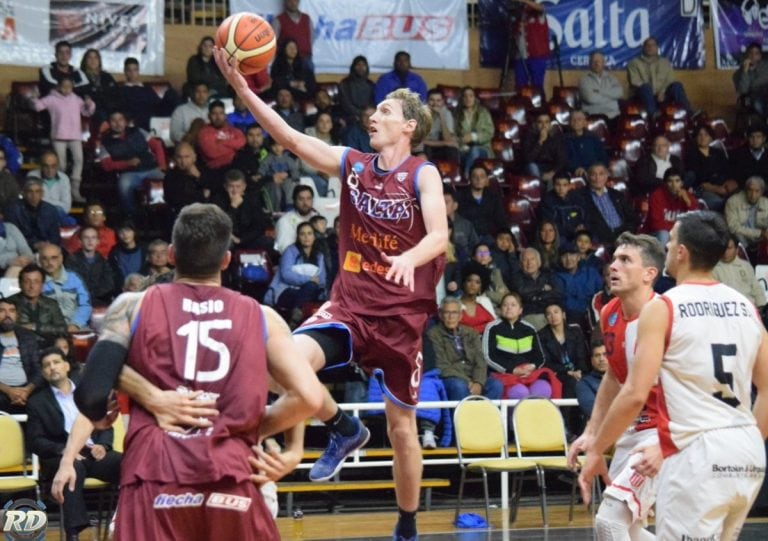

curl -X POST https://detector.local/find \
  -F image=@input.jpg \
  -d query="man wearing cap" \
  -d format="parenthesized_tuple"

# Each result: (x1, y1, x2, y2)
(553, 242, 603, 328)
(4, 178, 62, 250)
(732, 124, 768, 185)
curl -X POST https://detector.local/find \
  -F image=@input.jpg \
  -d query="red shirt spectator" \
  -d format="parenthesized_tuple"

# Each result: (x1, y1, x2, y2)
(197, 100, 246, 170)
(647, 168, 698, 238)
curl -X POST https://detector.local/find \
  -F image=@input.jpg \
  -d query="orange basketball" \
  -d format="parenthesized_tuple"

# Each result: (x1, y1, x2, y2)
(215, 12, 276, 76)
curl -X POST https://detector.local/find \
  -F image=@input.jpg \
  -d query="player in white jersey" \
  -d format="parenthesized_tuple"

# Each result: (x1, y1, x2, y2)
(582, 211, 768, 540)
(568, 232, 665, 540)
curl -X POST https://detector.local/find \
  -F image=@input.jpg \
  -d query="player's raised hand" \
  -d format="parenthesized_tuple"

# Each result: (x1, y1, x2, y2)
(213, 47, 248, 93)
(382, 252, 416, 292)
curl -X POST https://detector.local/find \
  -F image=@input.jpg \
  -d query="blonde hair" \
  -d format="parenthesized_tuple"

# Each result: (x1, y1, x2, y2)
(386, 88, 432, 147)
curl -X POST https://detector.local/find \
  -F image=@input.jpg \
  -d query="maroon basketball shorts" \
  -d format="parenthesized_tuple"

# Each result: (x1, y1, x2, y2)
(297, 300, 429, 407)
(114, 478, 278, 541)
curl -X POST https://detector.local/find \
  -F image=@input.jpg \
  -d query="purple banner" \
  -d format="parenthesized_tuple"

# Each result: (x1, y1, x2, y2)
(712, 0, 768, 69)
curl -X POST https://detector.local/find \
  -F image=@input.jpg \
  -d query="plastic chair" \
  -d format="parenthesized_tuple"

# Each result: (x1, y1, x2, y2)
(0, 413, 39, 499)
(491, 138, 516, 163)
(586, 114, 610, 144)
(437, 84, 461, 110)
(434, 158, 463, 186)
(552, 86, 581, 109)
(617, 115, 649, 140)
(493, 118, 521, 143)
(512, 398, 582, 526)
(546, 99, 572, 126)
(453, 396, 539, 524)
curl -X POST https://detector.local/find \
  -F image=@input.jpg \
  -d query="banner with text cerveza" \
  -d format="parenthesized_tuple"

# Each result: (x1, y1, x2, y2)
(0, 0, 165, 75)
(478, 0, 704, 71)
(712, 0, 768, 69)
(229, 0, 469, 73)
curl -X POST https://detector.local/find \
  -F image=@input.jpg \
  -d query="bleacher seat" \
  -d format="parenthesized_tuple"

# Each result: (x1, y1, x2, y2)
(620, 99, 649, 120)
(660, 101, 689, 121)
(437, 84, 461, 110)
(503, 97, 533, 125)
(654, 117, 688, 142)
(491, 138, 516, 163)
(586, 114, 610, 145)
(614, 137, 644, 165)
(508, 174, 542, 204)
(434, 158, 463, 186)
(552, 86, 581, 109)
(617, 115, 649, 140)
(546, 99, 571, 125)
(493, 118, 521, 143)
(516, 85, 544, 108)
(317, 82, 340, 103)
(505, 196, 536, 232)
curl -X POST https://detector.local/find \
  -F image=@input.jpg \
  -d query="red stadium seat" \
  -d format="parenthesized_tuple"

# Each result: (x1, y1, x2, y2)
(472, 158, 510, 190)
(552, 86, 581, 109)
(491, 138, 517, 163)
(508, 174, 542, 203)
(475, 87, 509, 113)
(654, 117, 688, 142)
(493, 118, 521, 143)
(503, 97, 532, 125)
(517, 85, 544, 108)
(617, 115, 649, 140)
(668, 140, 686, 161)
(586, 114, 611, 144)
(434, 158, 463, 186)
(660, 101, 689, 121)
(547, 99, 572, 125)
(505, 196, 536, 232)
(317, 82, 340, 103)
(437, 84, 461, 110)
(620, 99, 649, 120)
(615, 137, 644, 165)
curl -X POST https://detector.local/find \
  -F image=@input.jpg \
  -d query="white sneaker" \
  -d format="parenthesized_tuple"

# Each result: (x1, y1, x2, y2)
(260, 481, 279, 518)
(422, 430, 437, 450)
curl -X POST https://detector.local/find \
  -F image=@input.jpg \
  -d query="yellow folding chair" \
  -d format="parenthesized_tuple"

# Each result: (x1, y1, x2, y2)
(512, 397, 581, 526)
(453, 395, 539, 525)
(0, 412, 39, 500)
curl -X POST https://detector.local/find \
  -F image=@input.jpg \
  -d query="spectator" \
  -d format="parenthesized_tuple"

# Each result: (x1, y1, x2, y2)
(575, 337, 608, 418)
(0, 298, 41, 413)
(66, 226, 115, 307)
(141, 239, 173, 282)
(483, 292, 552, 399)
(713, 234, 767, 310)
(275, 184, 317, 253)
(588, 264, 613, 332)
(540, 171, 585, 241)
(0, 133, 23, 175)
(52, 335, 79, 375)
(339, 55, 374, 121)
(458, 261, 497, 335)
(0, 148, 20, 210)
(272, 87, 305, 133)
(427, 296, 503, 401)
(258, 136, 300, 212)
(444, 189, 478, 260)
(231, 125, 276, 218)
(5, 178, 61, 250)
(309, 214, 334, 285)
(491, 229, 520, 291)
(170, 82, 210, 144)
(109, 222, 144, 287)
(64, 202, 117, 258)
(422, 88, 459, 162)
(26, 150, 72, 220)
(212, 169, 273, 251)
(164, 142, 211, 217)
(553, 243, 603, 327)
(579, 51, 623, 121)
(269, 38, 316, 102)
(301, 112, 337, 196)
(540, 302, 588, 399)
(197, 100, 246, 178)
(39, 243, 91, 331)
(30, 76, 95, 204)
(565, 110, 607, 178)
(119, 57, 180, 131)
(342, 105, 375, 153)
(533, 219, 561, 269)
(512, 0, 550, 89)
(633, 135, 683, 196)
(185, 36, 227, 98)
(522, 111, 566, 185)
(273, 0, 314, 63)
(724, 175, 768, 250)
(122, 272, 145, 293)
(512, 247, 562, 330)
(470, 242, 510, 308)
(685, 124, 738, 212)
(38, 40, 87, 96)
(456, 164, 506, 239)
(26, 347, 121, 540)
(731, 124, 768, 185)
(99, 110, 165, 217)
(264, 221, 327, 326)
(574, 230, 603, 271)
(7, 264, 68, 340)
(0, 214, 33, 277)
(647, 167, 698, 245)
(454, 86, 494, 178)
(627, 36, 692, 117)
(733, 42, 768, 117)
(79, 48, 120, 125)
(227, 95, 257, 133)
(373, 51, 428, 104)
(304, 88, 344, 132)
(571, 163, 637, 247)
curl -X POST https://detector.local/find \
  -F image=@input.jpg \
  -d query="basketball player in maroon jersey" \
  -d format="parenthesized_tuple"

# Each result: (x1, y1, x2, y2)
(216, 49, 448, 540)
(72, 204, 325, 540)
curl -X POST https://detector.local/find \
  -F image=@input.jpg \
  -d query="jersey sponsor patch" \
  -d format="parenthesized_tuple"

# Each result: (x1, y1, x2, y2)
(153, 493, 204, 509)
(206, 493, 252, 512)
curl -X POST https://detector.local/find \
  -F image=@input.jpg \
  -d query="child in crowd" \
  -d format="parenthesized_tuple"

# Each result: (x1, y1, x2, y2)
(258, 137, 300, 213)
(108, 221, 145, 289)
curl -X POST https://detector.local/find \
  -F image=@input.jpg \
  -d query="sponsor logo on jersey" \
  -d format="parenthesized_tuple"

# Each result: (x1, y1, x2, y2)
(711, 463, 766, 478)
(206, 493, 252, 512)
(153, 493, 204, 509)
(350, 223, 399, 251)
(396, 172, 408, 183)
(608, 312, 618, 326)
(343, 251, 391, 276)
(628, 471, 645, 488)
(350, 190, 414, 221)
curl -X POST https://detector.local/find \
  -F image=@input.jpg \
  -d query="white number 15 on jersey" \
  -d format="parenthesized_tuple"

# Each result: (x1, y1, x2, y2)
(177, 319, 232, 382)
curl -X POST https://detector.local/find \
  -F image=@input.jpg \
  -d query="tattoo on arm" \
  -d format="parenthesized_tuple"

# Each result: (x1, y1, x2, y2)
(98, 292, 143, 349)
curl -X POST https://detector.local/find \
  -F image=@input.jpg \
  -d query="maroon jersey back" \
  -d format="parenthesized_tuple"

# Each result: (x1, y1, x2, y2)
(334, 148, 444, 316)
(121, 283, 269, 486)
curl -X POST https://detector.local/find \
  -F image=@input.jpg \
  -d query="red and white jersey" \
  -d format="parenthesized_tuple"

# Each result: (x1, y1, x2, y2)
(657, 282, 762, 457)
(601, 294, 660, 432)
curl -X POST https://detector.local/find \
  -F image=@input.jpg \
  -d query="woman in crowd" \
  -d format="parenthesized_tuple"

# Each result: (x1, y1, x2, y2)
(469, 242, 509, 308)
(684, 124, 737, 212)
(300, 111, 338, 196)
(538, 302, 588, 400)
(186, 36, 227, 97)
(533, 219, 560, 269)
(454, 86, 494, 178)
(458, 261, 496, 335)
(79, 48, 119, 125)
(339, 55, 374, 122)
(270, 38, 316, 102)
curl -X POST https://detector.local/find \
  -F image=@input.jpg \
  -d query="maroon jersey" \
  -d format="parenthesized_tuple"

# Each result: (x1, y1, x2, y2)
(334, 148, 444, 316)
(121, 283, 269, 486)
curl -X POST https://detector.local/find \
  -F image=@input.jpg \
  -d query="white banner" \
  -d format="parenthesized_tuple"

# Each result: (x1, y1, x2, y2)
(229, 0, 469, 73)
(0, 0, 165, 75)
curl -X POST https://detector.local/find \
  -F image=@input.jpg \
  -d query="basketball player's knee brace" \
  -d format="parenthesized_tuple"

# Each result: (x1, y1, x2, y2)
(595, 496, 634, 541)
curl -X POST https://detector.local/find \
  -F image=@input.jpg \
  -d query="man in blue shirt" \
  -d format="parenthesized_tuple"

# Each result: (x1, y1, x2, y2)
(373, 51, 428, 104)
(39, 243, 92, 331)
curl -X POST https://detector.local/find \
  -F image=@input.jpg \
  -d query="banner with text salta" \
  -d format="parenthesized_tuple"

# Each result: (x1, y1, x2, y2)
(230, 0, 469, 73)
(0, 0, 165, 75)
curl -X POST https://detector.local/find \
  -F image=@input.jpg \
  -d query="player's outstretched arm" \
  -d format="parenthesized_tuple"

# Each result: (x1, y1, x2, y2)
(213, 48, 344, 178)
(752, 330, 768, 439)
(383, 166, 449, 291)
(75, 292, 142, 421)
(260, 306, 324, 439)
(51, 413, 96, 503)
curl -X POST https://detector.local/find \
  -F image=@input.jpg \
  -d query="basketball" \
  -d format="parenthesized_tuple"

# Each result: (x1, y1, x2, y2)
(215, 12, 276, 76)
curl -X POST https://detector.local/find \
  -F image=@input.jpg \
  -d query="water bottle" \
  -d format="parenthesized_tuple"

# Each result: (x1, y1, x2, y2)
(292, 508, 304, 539)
